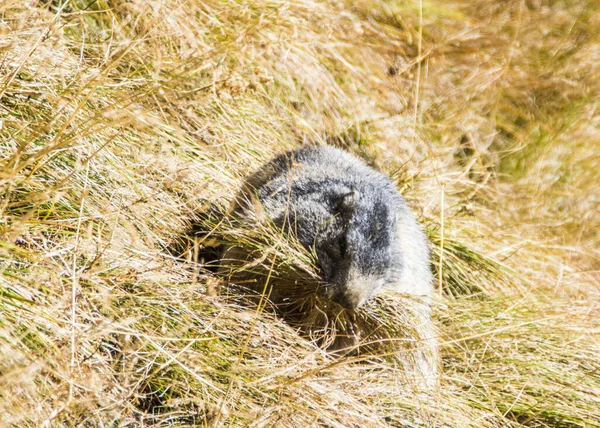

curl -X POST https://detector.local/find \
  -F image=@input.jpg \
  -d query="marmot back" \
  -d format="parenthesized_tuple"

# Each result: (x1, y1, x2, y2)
(232, 145, 433, 309)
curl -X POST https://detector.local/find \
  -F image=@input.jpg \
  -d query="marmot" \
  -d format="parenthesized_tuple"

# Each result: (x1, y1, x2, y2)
(214, 145, 439, 387)
(228, 145, 434, 309)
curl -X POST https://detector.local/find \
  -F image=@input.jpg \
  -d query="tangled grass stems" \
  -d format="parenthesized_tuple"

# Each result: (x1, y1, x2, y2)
(1, 0, 599, 426)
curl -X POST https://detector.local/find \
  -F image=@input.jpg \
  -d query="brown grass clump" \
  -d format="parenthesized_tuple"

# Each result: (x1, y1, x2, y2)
(1, 0, 599, 426)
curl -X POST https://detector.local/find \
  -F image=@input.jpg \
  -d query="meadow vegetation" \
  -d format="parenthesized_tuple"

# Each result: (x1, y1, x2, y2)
(1, 0, 599, 426)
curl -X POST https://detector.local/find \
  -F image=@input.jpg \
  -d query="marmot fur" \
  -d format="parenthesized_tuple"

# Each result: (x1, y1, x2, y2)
(229, 145, 433, 309)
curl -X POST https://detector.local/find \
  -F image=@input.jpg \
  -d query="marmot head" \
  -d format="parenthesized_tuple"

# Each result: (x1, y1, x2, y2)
(281, 183, 398, 309)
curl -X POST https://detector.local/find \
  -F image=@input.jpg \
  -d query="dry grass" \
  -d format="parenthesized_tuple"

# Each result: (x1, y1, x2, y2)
(1, 0, 599, 426)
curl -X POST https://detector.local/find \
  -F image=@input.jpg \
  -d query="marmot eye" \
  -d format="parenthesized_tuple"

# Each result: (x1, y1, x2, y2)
(338, 235, 348, 255)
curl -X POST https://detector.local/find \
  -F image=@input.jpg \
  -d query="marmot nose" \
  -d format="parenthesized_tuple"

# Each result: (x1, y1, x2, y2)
(335, 291, 367, 310)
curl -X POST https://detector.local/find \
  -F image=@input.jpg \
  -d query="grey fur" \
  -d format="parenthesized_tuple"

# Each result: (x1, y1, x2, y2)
(232, 145, 433, 310)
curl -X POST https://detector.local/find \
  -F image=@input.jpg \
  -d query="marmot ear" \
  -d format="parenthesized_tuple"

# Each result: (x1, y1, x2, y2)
(336, 189, 359, 213)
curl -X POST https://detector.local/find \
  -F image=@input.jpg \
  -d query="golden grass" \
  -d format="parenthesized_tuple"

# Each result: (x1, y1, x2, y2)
(1, 0, 599, 426)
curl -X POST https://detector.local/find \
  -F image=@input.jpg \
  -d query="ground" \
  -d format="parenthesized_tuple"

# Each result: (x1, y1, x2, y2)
(0, 0, 599, 426)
